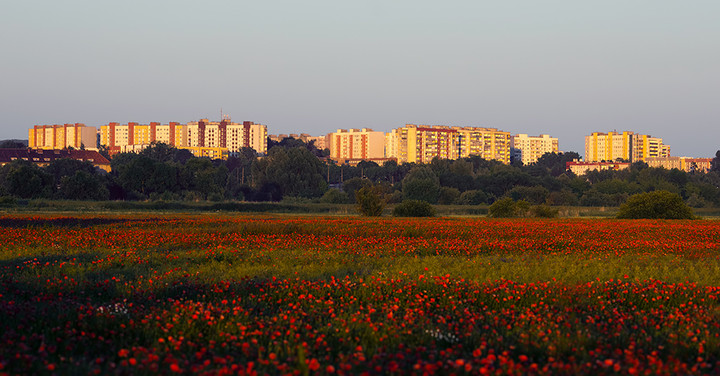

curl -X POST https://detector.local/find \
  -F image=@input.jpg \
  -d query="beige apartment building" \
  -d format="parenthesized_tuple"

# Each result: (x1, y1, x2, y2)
(29, 124, 98, 150)
(326, 128, 386, 162)
(585, 131, 670, 163)
(386, 124, 511, 164)
(100, 119, 267, 158)
(645, 157, 712, 173)
(511, 134, 559, 165)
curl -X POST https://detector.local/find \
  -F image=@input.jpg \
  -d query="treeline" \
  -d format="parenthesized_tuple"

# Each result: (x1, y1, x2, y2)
(1, 140, 720, 208)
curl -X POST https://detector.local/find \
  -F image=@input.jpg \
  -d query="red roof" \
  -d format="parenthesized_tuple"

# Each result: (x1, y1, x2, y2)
(0, 148, 110, 165)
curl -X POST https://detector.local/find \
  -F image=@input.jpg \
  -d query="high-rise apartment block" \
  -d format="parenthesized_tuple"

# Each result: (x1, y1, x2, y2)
(511, 134, 559, 165)
(326, 128, 386, 162)
(631, 134, 671, 162)
(385, 124, 511, 164)
(100, 119, 267, 159)
(29, 124, 98, 150)
(584, 131, 669, 163)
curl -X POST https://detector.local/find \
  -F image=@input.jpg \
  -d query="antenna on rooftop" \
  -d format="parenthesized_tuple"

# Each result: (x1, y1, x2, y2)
(221, 107, 231, 122)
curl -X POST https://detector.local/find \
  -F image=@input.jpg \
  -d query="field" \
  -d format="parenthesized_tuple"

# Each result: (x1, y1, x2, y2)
(2, 214, 720, 375)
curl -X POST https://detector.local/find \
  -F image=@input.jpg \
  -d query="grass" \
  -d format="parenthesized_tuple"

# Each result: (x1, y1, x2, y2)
(5, 198, 713, 218)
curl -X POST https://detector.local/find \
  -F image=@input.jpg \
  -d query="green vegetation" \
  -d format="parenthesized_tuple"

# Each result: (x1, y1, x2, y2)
(617, 190, 695, 219)
(2, 141, 720, 212)
(392, 200, 436, 217)
(355, 185, 386, 216)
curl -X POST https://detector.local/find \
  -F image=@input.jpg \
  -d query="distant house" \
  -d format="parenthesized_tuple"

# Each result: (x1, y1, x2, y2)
(0, 149, 111, 172)
(566, 160, 631, 176)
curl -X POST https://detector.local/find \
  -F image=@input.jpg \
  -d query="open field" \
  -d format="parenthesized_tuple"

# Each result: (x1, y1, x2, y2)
(4, 199, 720, 219)
(2, 214, 720, 375)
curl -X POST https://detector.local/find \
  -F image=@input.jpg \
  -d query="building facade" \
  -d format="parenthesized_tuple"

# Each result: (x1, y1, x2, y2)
(0, 148, 110, 172)
(386, 124, 511, 164)
(566, 161, 631, 176)
(29, 124, 98, 150)
(326, 128, 386, 162)
(511, 134, 559, 165)
(645, 157, 712, 173)
(585, 131, 670, 163)
(99, 119, 267, 158)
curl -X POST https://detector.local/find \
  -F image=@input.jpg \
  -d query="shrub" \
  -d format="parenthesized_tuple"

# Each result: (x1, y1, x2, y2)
(507, 186, 549, 205)
(437, 187, 460, 205)
(488, 197, 530, 218)
(458, 190, 489, 205)
(616, 190, 694, 219)
(385, 190, 404, 204)
(393, 200, 436, 217)
(0, 196, 17, 207)
(355, 186, 386, 216)
(530, 204, 559, 218)
(320, 188, 350, 204)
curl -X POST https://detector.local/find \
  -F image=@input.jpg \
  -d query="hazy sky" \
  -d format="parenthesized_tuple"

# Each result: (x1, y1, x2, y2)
(2, 1, 718, 157)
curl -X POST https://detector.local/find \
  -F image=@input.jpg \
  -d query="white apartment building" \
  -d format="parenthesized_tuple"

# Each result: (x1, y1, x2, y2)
(511, 134, 559, 165)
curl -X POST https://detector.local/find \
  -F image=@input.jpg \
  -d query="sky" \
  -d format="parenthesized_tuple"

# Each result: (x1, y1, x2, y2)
(1, 0, 718, 157)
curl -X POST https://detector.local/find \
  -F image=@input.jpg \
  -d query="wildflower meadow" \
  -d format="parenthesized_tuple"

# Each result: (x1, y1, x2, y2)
(1, 214, 720, 375)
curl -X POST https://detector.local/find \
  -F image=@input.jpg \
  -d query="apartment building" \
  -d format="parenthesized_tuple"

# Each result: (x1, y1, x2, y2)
(0, 148, 110, 172)
(29, 124, 97, 150)
(566, 161, 631, 176)
(99, 119, 267, 158)
(632, 134, 670, 162)
(511, 134, 559, 165)
(326, 128, 386, 162)
(645, 157, 712, 173)
(386, 124, 511, 164)
(585, 131, 670, 163)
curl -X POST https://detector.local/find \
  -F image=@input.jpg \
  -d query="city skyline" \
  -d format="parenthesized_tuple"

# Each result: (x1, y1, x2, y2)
(2, 1, 718, 157)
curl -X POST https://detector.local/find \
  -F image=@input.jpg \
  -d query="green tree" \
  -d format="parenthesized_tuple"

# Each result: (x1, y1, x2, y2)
(46, 158, 98, 191)
(115, 156, 179, 198)
(392, 200, 436, 217)
(0, 140, 26, 148)
(355, 185, 386, 216)
(58, 170, 109, 200)
(711, 150, 720, 173)
(342, 177, 371, 204)
(437, 187, 461, 205)
(1, 160, 53, 199)
(507, 185, 549, 205)
(458, 190, 489, 205)
(184, 158, 227, 199)
(532, 151, 581, 176)
(402, 166, 440, 203)
(616, 190, 694, 219)
(252, 146, 327, 198)
(320, 188, 350, 204)
(488, 197, 530, 218)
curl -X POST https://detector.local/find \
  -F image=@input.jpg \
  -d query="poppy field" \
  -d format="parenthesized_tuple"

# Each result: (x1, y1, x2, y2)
(2, 214, 720, 375)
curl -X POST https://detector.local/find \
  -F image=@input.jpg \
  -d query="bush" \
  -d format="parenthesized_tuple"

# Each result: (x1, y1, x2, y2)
(488, 197, 530, 218)
(437, 187, 460, 205)
(320, 188, 350, 204)
(393, 200, 436, 217)
(530, 204, 559, 218)
(355, 186, 386, 216)
(0, 196, 17, 207)
(616, 190, 694, 219)
(385, 191, 404, 204)
(458, 190, 489, 205)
